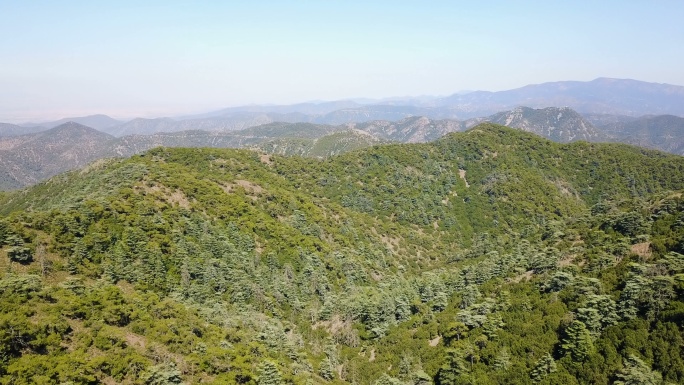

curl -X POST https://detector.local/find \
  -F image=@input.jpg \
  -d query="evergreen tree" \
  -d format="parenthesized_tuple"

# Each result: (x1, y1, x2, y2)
(412, 370, 433, 385)
(142, 363, 184, 385)
(374, 373, 405, 385)
(614, 355, 663, 385)
(438, 348, 468, 384)
(561, 320, 594, 362)
(319, 357, 335, 381)
(258, 360, 282, 385)
(493, 348, 511, 372)
(530, 353, 557, 383)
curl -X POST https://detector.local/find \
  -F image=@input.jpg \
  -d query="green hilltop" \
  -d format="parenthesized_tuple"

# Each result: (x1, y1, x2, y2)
(1, 123, 684, 384)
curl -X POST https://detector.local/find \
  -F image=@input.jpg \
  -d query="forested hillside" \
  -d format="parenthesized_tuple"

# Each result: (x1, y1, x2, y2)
(1, 123, 683, 384)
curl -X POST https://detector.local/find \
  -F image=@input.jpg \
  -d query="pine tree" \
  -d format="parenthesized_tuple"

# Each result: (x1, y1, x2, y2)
(374, 373, 404, 385)
(561, 320, 594, 362)
(530, 353, 557, 383)
(257, 360, 282, 385)
(614, 355, 663, 385)
(438, 348, 468, 384)
(319, 357, 335, 381)
(142, 363, 183, 385)
(412, 370, 433, 385)
(493, 348, 511, 371)
(443, 321, 469, 345)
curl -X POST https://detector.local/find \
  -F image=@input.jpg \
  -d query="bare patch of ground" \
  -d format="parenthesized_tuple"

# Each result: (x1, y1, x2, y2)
(510, 270, 534, 283)
(138, 183, 191, 209)
(631, 242, 652, 259)
(221, 179, 266, 201)
(259, 154, 273, 166)
(458, 169, 470, 187)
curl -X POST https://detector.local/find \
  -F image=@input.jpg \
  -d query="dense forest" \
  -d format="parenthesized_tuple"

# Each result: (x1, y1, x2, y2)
(1, 123, 683, 384)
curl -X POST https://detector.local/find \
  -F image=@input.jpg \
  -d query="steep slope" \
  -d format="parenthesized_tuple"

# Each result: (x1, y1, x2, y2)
(355, 116, 465, 143)
(598, 114, 684, 155)
(112, 122, 349, 157)
(236, 122, 345, 139)
(0, 123, 46, 138)
(0, 122, 366, 190)
(581, 113, 639, 127)
(0, 122, 116, 189)
(1, 124, 684, 384)
(256, 129, 385, 157)
(486, 106, 603, 142)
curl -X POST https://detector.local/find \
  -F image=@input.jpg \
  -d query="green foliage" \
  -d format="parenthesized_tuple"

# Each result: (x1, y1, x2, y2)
(613, 355, 663, 385)
(257, 360, 282, 385)
(0, 125, 683, 384)
(530, 353, 557, 383)
(142, 363, 184, 385)
(560, 320, 594, 362)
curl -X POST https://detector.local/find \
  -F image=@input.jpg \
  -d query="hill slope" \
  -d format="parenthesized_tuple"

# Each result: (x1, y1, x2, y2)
(1, 124, 684, 384)
(0, 122, 116, 189)
(485, 106, 603, 142)
(0, 123, 46, 138)
(598, 114, 684, 155)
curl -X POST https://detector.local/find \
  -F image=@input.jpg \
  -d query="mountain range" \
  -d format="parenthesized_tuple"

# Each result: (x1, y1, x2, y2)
(2, 104, 684, 190)
(1, 77, 684, 191)
(5, 78, 683, 138)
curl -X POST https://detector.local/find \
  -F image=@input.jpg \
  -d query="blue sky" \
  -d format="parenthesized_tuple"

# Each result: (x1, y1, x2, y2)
(1, 1, 682, 121)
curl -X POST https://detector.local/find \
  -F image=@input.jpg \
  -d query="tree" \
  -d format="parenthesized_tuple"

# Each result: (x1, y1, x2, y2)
(648, 276, 674, 319)
(142, 363, 183, 385)
(460, 285, 480, 309)
(614, 355, 663, 385)
(412, 370, 433, 385)
(560, 320, 594, 362)
(443, 321, 468, 345)
(7, 246, 32, 264)
(530, 353, 557, 383)
(462, 342, 480, 371)
(493, 348, 511, 371)
(576, 307, 603, 337)
(438, 348, 468, 384)
(374, 373, 405, 385)
(319, 356, 335, 381)
(582, 294, 619, 332)
(482, 314, 504, 340)
(545, 270, 574, 292)
(258, 360, 282, 385)
(36, 243, 51, 277)
(6, 234, 32, 264)
(619, 274, 652, 320)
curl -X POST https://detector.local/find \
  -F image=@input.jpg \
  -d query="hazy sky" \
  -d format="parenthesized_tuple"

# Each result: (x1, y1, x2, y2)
(1, 1, 683, 122)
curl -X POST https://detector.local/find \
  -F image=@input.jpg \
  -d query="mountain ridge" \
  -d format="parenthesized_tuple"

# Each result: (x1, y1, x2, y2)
(11, 78, 683, 135)
(3, 106, 684, 191)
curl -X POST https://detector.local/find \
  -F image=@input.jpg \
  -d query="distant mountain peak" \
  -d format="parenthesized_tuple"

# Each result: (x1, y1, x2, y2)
(487, 106, 601, 143)
(24, 114, 124, 132)
(436, 78, 684, 117)
(49, 121, 111, 136)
